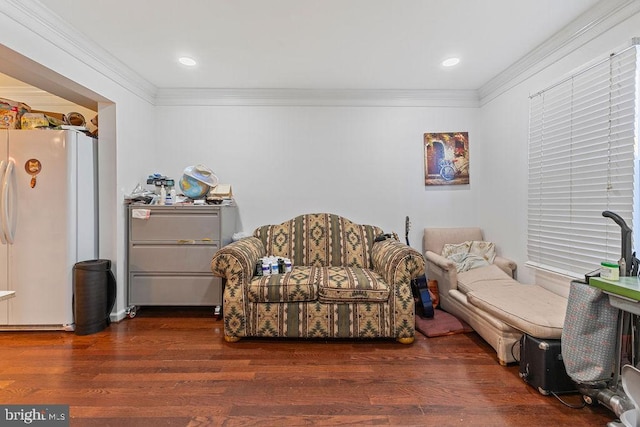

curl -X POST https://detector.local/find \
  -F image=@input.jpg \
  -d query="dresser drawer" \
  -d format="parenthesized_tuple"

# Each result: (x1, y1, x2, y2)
(130, 208, 220, 242)
(129, 274, 222, 305)
(129, 243, 219, 273)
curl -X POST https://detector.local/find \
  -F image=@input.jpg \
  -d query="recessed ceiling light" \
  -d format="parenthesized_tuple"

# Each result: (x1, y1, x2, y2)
(178, 57, 197, 67)
(442, 57, 460, 67)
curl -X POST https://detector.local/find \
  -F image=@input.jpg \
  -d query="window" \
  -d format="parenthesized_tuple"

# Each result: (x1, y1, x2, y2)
(527, 43, 638, 278)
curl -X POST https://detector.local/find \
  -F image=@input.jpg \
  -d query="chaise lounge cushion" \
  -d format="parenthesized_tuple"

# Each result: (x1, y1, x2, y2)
(466, 282, 567, 339)
(442, 240, 497, 273)
(457, 264, 513, 294)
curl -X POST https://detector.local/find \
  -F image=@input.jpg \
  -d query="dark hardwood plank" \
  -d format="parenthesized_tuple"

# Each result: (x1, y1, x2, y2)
(0, 307, 615, 426)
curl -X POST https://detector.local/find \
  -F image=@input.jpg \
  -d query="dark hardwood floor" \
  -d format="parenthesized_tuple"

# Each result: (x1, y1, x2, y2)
(0, 307, 615, 426)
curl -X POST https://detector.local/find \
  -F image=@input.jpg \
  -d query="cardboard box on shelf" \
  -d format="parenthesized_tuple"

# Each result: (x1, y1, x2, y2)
(20, 113, 50, 129)
(209, 184, 233, 198)
(31, 110, 67, 123)
(0, 98, 31, 129)
(0, 109, 17, 129)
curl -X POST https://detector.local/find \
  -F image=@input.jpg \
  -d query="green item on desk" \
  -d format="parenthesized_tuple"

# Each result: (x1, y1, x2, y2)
(589, 276, 640, 301)
(600, 261, 619, 280)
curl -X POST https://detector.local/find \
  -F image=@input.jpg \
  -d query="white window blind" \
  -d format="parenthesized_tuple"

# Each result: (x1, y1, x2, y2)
(527, 44, 638, 278)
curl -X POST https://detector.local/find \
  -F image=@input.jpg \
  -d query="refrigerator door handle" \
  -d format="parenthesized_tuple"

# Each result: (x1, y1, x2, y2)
(1, 159, 16, 244)
(0, 159, 6, 244)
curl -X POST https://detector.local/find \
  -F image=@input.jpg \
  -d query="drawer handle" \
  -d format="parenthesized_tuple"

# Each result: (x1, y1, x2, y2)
(177, 238, 213, 244)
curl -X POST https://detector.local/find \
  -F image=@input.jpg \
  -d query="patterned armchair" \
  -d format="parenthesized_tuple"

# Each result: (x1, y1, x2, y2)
(210, 213, 425, 343)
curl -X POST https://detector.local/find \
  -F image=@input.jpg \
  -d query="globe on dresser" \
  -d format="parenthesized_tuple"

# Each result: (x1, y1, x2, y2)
(179, 174, 209, 199)
(178, 164, 218, 199)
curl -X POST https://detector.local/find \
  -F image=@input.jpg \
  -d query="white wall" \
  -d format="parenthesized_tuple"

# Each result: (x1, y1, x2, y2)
(154, 105, 479, 249)
(477, 12, 640, 287)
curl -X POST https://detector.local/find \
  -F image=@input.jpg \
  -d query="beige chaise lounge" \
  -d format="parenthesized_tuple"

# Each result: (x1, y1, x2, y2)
(423, 227, 567, 365)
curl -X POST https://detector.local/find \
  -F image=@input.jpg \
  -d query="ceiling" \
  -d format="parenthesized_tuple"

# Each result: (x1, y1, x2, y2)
(19, 0, 605, 93)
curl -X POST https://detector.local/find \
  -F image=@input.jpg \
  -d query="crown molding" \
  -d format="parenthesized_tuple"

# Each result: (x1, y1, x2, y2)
(478, 0, 640, 105)
(1, 1, 157, 104)
(155, 88, 480, 108)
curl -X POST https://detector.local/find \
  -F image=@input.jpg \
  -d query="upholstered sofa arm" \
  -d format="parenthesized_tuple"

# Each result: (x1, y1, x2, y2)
(425, 250, 459, 294)
(372, 239, 425, 286)
(210, 237, 265, 341)
(424, 251, 455, 270)
(210, 237, 265, 282)
(494, 256, 517, 278)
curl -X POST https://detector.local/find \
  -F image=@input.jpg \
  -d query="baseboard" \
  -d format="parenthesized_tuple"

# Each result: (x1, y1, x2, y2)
(110, 309, 128, 323)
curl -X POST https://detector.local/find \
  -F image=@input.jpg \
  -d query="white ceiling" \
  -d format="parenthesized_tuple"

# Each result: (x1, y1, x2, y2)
(25, 0, 604, 92)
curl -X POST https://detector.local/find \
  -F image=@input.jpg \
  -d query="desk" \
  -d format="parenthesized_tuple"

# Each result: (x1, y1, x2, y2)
(589, 276, 639, 399)
(0, 291, 16, 302)
(589, 276, 640, 315)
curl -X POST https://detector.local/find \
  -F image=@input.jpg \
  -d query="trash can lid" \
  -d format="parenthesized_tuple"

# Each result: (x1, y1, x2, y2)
(74, 259, 111, 271)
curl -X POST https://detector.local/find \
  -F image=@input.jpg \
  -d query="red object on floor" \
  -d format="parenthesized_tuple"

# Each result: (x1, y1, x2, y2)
(415, 308, 473, 337)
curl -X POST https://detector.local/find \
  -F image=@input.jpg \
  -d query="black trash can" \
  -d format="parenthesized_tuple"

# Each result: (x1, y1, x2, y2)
(73, 259, 117, 335)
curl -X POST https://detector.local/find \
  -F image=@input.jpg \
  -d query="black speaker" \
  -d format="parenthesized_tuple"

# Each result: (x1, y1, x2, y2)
(519, 334, 576, 395)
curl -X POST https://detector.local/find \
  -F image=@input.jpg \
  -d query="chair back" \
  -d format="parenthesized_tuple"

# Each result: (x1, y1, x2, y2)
(254, 213, 383, 268)
(423, 227, 484, 255)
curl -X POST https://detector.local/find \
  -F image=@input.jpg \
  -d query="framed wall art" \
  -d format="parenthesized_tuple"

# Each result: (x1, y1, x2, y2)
(424, 132, 469, 186)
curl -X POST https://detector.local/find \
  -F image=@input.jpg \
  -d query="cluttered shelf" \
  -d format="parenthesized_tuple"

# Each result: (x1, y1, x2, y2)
(1, 97, 98, 137)
(124, 164, 233, 207)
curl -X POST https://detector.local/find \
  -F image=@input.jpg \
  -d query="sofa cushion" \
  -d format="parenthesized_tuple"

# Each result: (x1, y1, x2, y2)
(253, 213, 383, 268)
(442, 240, 496, 263)
(247, 266, 320, 303)
(466, 283, 566, 339)
(442, 241, 497, 273)
(318, 267, 390, 303)
(457, 264, 512, 294)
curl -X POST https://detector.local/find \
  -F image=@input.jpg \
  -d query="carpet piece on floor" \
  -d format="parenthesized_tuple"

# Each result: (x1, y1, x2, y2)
(415, 308, 473, 338)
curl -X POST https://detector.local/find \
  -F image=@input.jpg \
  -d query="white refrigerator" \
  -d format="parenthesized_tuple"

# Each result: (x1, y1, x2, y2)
(0, 129, 97, 330)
